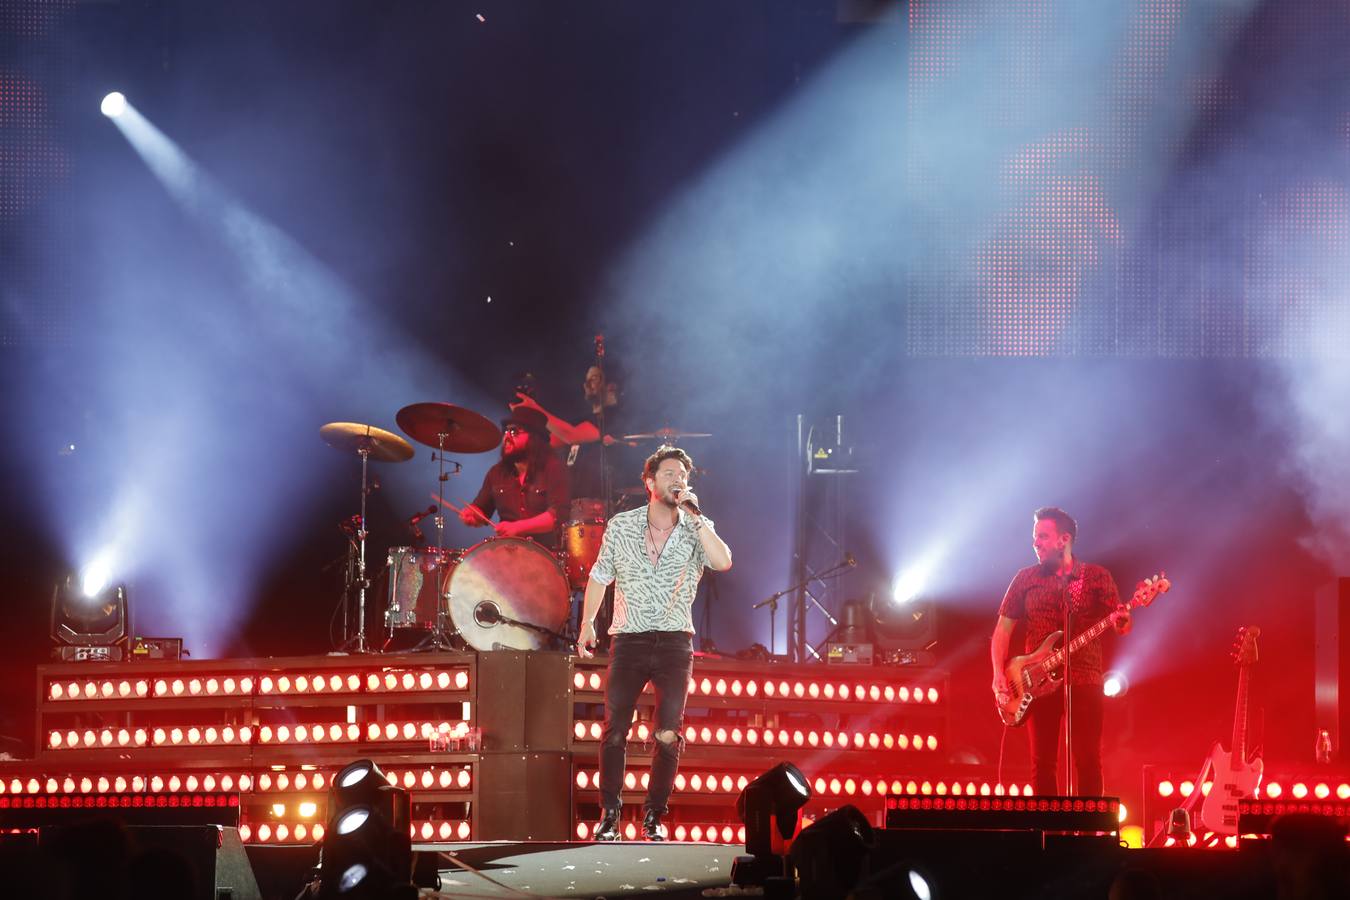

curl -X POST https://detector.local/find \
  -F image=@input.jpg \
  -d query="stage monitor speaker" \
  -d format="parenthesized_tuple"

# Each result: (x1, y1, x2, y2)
(40, 824, 259, 900)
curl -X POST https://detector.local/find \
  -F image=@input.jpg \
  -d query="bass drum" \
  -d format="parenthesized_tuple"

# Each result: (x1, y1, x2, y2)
(447, 537, 570, 651)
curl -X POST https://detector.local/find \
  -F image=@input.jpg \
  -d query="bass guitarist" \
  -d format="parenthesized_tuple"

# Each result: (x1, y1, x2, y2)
(990, 507, 1131, 796)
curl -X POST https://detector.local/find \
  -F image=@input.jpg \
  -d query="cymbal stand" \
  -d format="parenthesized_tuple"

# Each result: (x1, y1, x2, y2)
(338, 446, 373, 653)
(413, 431, 462, 652)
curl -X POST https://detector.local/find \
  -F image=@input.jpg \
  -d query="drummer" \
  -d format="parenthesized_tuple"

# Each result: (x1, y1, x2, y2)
(511, 364, 629, 506)
(458, 407, 570, 547)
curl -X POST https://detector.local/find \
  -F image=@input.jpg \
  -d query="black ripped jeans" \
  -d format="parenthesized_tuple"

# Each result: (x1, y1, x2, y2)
(598, 631, 695, 815)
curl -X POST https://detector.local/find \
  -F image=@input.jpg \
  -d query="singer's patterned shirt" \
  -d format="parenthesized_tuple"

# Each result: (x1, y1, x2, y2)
(998, 560, 1120, 685)
(589, 507, 713, 635)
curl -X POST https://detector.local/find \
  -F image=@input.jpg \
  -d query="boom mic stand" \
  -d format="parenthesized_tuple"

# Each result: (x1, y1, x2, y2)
(754, 557, 854, 658)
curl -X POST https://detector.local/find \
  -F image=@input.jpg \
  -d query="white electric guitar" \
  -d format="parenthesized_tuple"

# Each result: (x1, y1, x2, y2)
(1197, 626, 1263, 835)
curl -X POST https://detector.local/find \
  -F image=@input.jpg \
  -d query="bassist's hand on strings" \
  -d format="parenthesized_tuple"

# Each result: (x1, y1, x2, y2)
(992, 671, 1012, 702)
(1110, 605, 1132, 635)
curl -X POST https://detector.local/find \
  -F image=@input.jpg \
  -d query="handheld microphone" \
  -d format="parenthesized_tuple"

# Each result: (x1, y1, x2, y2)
(409, 504, 438, 526)
(673, 487, 701, 516)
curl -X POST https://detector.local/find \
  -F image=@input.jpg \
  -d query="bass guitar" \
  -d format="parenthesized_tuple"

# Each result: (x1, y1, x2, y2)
(996, 572, 1170, 727)
(1197, 626, 1263, 835)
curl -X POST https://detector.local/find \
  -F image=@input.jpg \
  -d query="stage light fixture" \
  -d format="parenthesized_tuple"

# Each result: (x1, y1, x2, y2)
(735, 762, 811, 857)
(871, 590, 936, 655)
(100, 92, 126, 118)
(315, 759, 416, 899)
(1103, 670, 1128, 697)
(50, 572, 129, 660)
(788, 804, 878, 900)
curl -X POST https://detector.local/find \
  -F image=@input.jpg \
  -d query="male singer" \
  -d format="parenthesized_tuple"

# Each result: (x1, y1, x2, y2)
(577, 446, 732, 840)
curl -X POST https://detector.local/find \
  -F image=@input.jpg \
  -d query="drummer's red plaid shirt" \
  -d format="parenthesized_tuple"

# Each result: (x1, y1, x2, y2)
(997, 560, 1120, 686)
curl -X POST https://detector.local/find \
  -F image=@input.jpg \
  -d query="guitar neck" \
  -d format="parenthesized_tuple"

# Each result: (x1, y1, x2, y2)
(1043, 605, 1129, 672)
(1232, 664, 1251, 762)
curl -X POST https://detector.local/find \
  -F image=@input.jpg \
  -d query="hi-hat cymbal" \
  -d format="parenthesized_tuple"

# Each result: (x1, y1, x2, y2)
(396, 402, 501, 453)
(623, 427, 712, 441)
(320, 422, 415, 462)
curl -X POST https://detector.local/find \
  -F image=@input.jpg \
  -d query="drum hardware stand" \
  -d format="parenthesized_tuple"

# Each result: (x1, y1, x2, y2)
(406, 434, 465, 653)
(430, 441, 463, 552)
(336, 446, 374, 654)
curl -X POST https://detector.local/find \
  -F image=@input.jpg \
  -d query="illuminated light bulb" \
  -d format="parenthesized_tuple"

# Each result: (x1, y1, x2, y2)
(883, 734, 895, 749)
(239, 775, 252, 791)
(84, 682, 96, 699)
(240, 677, 254, 693)
(590, 722, 602, 739)
(807, 731, 819, 747)
(868, 733, 880, 749)
(272, 803, 286, 817)
(277, 773, 291, 790)
(701, 727, 713, 743)
(869, 685, 881, 701)
(574, 722, 586, 739)
(625, 772, 637, 789)
(259, 726, 274, 744)
(1315, 783, 1330, 799)
(927, 735, 938, 750)
(152, 728, 167, 745)
(101, 681, 114, 698)
(636, 723, 650, 741)
(295, 824, 308, 841)
(979, 783, 991, 796)
(187, 728, 201, 745)
(884, 685, 895, 702)
(402, 673, 415, 690)
(763, 730, 775, 746)
(405, 722, 419, 740)
(700, 678, 712, 695)
(690, 825, 704, 842)
(823, 683, 836, 699)
(150, 776, 165, 792)
(239, 726, 252, 742)
(421, 771, 433, 788)
(898, 687, 910, 702)
(239, 824, 252, 843)
(113, 776, 126, 791)
(313, 823, 325, 841)
(260, 677, 273, 694)
(807, 682, 820, 699)
(131, 776, 145, 792)
(716, 727, 728, 744)
(845, 779, 857, 796)
(257, 824, 272, 843)
(1337, 784, 1350, 800)
(731, 728, 744, 745)
(1118, 803, 1129, 824)
(716, 678, 728, 696)
(928, 687, 939, 702)
(829, 778, 841, 795)
(746, 728, 759, 745)
(822, 731, 834, 748)
(296, 676, 310, 693)
(1158, 780, 1174, 797)
(852, 733, 865, 749)
(50, 683, 63, 700)
(401, 772, 415, 789)
(839, 684, 851, 700)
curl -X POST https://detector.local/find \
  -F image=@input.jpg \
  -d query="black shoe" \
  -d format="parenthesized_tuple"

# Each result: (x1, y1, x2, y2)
(594, 808, 621, 841)
(641, 810, 666, 841)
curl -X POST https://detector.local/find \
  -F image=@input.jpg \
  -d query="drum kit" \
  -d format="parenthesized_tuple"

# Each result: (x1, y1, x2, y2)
(321, 403, 710, 655)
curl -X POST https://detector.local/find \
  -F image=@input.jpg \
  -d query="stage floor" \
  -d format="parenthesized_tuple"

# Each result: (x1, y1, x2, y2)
(420, 840, 738, 898)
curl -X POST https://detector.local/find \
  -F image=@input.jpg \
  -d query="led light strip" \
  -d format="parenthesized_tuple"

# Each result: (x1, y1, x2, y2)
(1155, 778, 1350, 801)
(570, 720, 939, 751)
(573, 820, 747, 843)
(47, 668, 471, 702)
(570, 671, 941, 704)
(46, 719, 470, 750)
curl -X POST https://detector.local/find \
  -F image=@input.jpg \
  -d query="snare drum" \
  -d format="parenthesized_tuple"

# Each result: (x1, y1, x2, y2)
(385, 546, 460, 629)
(447, 537, 570, 651)
(561, 519, 606, 590)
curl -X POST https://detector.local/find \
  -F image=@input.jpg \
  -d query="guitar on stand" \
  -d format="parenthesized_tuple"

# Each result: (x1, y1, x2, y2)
(1196, 626, 1263, 835)
(996, 573, 1170, 727)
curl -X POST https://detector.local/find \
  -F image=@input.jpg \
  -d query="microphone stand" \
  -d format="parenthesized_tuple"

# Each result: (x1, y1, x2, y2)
(480, 609, 575, 650)
(1062, 572, 1076, 796)
(754, 558, 853, 657)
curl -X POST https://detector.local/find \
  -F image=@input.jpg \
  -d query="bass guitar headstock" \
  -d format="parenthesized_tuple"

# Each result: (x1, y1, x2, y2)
(1129, 572, 1171, 609)
(1233, 625, 1260, 667)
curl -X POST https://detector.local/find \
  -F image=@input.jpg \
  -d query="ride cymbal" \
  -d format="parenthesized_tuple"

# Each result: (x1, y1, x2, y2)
(319, 422, 415, 462)
(396, 402, 502, 453)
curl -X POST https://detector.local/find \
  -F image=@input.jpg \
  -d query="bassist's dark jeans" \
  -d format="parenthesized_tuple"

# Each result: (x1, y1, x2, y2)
(598, 631, 695, 815)
(1027, 684, 1105, 796)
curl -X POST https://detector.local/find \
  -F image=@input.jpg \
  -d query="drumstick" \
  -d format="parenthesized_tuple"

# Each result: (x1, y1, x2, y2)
(433, 492, 496, 528)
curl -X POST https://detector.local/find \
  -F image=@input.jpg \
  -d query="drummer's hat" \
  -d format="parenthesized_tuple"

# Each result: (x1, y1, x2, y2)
(501, 406, 548, 436)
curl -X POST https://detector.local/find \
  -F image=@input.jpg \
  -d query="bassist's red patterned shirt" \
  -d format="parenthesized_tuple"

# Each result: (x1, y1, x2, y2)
(998, 560, 1120, 686)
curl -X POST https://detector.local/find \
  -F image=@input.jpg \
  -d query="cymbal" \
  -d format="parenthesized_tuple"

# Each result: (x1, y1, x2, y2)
(396, 402, 502, 453)
(320, 422, 415, 463)
(623, 427, 712, 441)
